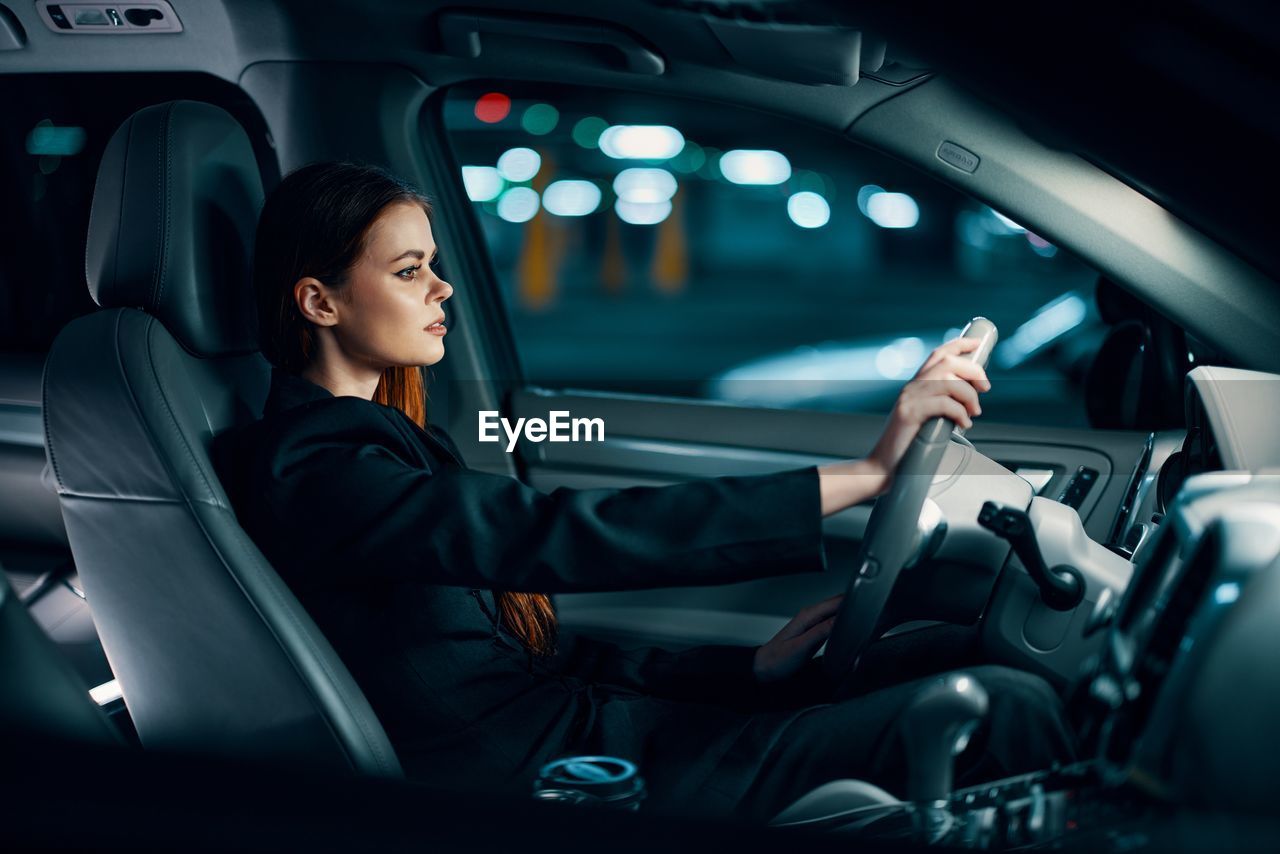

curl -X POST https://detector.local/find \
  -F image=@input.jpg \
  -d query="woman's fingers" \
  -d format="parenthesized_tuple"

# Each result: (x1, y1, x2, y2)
(903, 393, 973, 430)
(814, 592, 844, 614)
(904, 374, 982, 418)
(938, 397, 974, 430)
(777, 615, 836, 656)
(778, 595, 845, 640)
(793, 615, 836, 650)
(920, 335, 981, 372)
(939, 377, 982, 417)
(944, 355, 991, 391)
(919, 353, 990, 390)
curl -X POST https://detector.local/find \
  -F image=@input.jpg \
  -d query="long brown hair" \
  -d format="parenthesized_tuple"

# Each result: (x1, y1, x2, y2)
(253, 161, 557, 657)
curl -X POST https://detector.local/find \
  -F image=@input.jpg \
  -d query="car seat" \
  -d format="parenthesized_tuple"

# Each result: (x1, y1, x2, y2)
(41, 100, 400, 778)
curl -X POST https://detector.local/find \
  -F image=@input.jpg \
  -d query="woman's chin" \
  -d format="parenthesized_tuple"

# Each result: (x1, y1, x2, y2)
(420, 343, 445, 366)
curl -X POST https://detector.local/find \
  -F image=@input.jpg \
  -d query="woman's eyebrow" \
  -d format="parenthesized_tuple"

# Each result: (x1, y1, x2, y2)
(388, 249, 426, 263)
(388, 248, 440, 263)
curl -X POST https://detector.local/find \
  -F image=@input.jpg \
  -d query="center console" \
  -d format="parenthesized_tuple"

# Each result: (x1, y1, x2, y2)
(773, 471, 1280, 849)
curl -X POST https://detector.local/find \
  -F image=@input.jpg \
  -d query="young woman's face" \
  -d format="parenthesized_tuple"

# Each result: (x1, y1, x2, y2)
(332, 202, 453, 369)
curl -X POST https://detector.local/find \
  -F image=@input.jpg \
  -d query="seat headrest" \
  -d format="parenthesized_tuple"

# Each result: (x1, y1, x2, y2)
(86, 100, 265, 357)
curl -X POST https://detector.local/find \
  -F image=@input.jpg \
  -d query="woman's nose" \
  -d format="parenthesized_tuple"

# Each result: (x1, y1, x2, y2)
(431, 277, 453, 302)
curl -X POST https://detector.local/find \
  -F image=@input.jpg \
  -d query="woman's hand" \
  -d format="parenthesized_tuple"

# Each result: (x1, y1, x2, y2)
(817, 336, 991, 516)
(753, 594, 845, 684)
(865, 335, 991, 481)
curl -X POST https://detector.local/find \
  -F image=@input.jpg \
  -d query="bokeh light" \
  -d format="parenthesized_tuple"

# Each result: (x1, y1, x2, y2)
(613, 168, 677, 204)
(787, 192, 830, 228)
(496, 187, 540, 223)
(543, 180, 602, 216)
(599, 125, 685, 160)
(497, 147, 541, 182)
(572, 116, 609, 149)
(461, 166, 503, 202)
(474, 92, 511, 124)
(719, 150, 792, 185)
(615, 199, 672, 225)
(865, 191, 919, 229)
(521, 103, 559, 136)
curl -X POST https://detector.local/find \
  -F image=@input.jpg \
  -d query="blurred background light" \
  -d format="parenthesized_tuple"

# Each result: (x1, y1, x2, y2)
(695, 148, 722, 180)
(25, 120, 86, 156)
(521, 103, 559, 136)
(865, 191, 919, 229)
(787, 191, 830, 229)
(995, 292, 1088, 368)
(461, 166, 504, 202)
(543, 180, 602, 217)
(613, 168, 677, 204)
(1025, 232, 1059, 258)
(874, 337, 927, 379)
(795, 170, 827, 195)
(615, 199, 672, 225)
(572, 116, 609, 149)
(719, 150, 791, 185)
(497, 187, 540, 223)
(474, 92, 511, 124)
(856, 184, 885, 216)
(497, 147, 541, 182)
(599, 125, 685, 160)
(670, 141, 706, 174)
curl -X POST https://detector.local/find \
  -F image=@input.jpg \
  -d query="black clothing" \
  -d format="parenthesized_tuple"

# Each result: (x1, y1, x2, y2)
(214, 368, 1074, 821)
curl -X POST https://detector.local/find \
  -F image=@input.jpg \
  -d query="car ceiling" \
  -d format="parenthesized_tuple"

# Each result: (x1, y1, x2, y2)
(838, 0, 1280, 289)
(2, 0, 1276, 334)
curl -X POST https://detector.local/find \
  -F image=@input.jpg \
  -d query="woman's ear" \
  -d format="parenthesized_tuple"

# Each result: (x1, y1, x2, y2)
(294, 277, 340, 327)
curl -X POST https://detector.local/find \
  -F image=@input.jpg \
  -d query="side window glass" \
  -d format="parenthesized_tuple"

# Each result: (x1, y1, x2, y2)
(442, 82, 1102, 427)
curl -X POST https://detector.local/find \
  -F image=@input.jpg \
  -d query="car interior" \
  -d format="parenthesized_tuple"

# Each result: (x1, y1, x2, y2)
(3, 1, 1280, 849)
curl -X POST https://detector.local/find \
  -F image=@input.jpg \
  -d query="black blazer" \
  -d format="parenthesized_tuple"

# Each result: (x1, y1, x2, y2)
(213, 368, 829, 806)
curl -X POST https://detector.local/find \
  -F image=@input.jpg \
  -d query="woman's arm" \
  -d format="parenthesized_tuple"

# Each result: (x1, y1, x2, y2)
(816, 336, 991, 516)
(251, 411, 827, 594)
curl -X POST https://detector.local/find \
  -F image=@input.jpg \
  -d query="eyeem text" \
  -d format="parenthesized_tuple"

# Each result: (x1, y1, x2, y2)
(478, 410, 605, 452)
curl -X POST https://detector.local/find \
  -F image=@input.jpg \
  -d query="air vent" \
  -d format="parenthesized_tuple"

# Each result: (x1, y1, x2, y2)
(35, 1, 182, 33)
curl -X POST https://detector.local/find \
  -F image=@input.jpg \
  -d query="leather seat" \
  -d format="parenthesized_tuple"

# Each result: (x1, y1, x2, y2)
(41, 100, 401, 778)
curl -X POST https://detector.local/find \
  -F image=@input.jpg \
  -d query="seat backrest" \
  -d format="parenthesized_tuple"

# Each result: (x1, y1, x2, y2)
(41, 100, 401, 778)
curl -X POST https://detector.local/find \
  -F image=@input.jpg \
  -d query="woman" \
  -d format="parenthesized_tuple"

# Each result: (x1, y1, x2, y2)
(214, 162, 1074, 823)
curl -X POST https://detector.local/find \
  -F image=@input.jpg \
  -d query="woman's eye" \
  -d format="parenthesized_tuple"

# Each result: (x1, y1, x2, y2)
(397, 264, 422, 280)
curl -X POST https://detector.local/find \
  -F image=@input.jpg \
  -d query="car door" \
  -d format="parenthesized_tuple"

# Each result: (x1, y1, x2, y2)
(417, 77, 1155, 653)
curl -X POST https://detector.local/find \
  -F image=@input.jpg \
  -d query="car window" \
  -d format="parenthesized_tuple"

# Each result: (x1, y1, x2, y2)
(440, 82, 1103, 427)
(0, 73, 275, 356)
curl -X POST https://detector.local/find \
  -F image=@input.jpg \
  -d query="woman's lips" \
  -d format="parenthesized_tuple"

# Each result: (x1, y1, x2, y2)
(425, 319, 447, 336)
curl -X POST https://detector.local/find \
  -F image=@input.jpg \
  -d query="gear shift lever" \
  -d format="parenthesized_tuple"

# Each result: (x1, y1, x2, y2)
(902, 672, 989, 817)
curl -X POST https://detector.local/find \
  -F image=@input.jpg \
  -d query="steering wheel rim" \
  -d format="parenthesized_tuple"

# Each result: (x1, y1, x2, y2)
(822, 318, 999, 693)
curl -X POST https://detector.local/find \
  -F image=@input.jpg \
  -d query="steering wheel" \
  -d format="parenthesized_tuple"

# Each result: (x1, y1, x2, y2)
(822, 318, 999, 693)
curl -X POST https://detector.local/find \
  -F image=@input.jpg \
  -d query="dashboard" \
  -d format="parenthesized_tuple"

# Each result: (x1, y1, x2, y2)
(1087, 367, 1280, 795)
(811, 366, 1280, 847)
(1023, 364, 1280, 824)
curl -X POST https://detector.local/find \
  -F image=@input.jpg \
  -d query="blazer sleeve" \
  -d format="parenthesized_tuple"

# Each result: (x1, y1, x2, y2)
(257, 403, 828, 594)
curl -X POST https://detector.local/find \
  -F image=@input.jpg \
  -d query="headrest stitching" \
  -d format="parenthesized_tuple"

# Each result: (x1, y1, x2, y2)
(108, 114, 137, 308)
(152, 103, 176, 314)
